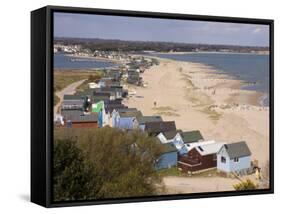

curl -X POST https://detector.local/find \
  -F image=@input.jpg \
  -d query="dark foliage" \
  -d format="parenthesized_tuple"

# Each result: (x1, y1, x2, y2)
(53, 127, 163, 201)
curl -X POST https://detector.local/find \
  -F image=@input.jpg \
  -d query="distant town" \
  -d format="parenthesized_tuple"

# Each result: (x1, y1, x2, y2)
(54, 37, 269, 54)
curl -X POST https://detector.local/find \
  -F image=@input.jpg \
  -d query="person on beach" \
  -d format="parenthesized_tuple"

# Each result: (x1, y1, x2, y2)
(154, 101, 157, 107)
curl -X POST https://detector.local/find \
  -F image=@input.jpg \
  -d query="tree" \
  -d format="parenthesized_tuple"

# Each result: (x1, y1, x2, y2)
(233, 179, 258, 191)
(53, 127, 164, 200)
(53, 139, 101, 201)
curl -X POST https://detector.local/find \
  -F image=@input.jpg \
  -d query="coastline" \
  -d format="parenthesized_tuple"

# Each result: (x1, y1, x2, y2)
(147, 54, 269, 107)
(66, 53, 126, 64)
(123, 57, 269, 168)
(151, 51, 270, 56)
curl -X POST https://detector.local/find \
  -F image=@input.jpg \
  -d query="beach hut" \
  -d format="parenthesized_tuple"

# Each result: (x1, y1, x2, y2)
(179, 140, 216, 155)
(98, 77, 113, 88)
(144, 121, 176, 136)
(155, 142, 178, 170)
(89, 82, 100, 89)
(138, 116, 163, 130)
(157, 130, 181, 144)
(62, 111, 99, 128)
(61, 99, 85, 111)
(173, 130, 204, 151)
(178, 143, 223, 173)
(112, 109, 143, 130)
(217, 141, 252, 174)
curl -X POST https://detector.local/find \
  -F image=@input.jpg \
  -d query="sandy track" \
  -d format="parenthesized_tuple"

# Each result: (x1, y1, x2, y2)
(162, 176, 237, 194)
(54, 79, 86, 115)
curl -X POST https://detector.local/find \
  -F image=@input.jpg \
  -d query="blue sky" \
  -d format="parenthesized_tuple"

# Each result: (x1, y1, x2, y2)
(54, 12, 269, 47)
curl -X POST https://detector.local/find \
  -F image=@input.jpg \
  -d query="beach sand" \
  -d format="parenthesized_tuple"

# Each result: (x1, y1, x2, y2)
(123, 58, 269, 169)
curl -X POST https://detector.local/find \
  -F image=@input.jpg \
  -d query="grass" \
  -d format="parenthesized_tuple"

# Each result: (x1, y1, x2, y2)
(54, 70, 102, 93)
(190, 168, 219, 177)
(152, 106, 176, 112)
(152, 106, 179, 117)
(200, 106, 222, 122)
(76, 73, 102, 92)
(54, 94, 60, 106)
(156, 167, 219, 178)
(156, 167, 186, 177)
(156, 111, 180, 117)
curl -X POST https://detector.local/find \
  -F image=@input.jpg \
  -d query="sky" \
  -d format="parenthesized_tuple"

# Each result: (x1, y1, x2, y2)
(54, 12, 269, 47)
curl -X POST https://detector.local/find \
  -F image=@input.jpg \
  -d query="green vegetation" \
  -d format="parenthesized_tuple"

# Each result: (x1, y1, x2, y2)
(54, 94, 60, 106)
(156, 167, 219, 178)
(53, 139, 99, 201)
(53, 71, 102, 107)
(156, 167, 185, 177)
(152, 106, 180, 117)
(55, 37, 269, 53)
(54, 70, 102, 92)
(233, 179, 258, 190)
(76, 73, 103, 92)
(200, 106, 222, 122)
(53, 127, 164, 202)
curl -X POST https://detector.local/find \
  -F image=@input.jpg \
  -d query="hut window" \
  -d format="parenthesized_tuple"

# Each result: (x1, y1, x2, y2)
(234, 157, 239, 162)
(221, 156, 226, 163)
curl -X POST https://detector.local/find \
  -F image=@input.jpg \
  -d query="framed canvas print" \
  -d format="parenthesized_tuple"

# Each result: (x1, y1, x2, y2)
(31, 5, 274, 207)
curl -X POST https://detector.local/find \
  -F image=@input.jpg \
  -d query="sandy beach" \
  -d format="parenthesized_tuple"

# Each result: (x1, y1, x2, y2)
(123, 57, 269, 169)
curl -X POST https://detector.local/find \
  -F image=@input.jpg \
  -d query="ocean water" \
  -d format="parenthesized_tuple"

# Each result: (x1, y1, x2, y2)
(54, 53, 117, 70)
(153, 53, 270, 106)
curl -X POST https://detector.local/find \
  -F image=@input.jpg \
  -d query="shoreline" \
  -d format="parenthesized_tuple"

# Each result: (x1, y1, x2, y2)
(150, 51, 270, 56)
(145, 55, 268, 107)
(123, 57, 269, 168)
(66, 53, 126, 64)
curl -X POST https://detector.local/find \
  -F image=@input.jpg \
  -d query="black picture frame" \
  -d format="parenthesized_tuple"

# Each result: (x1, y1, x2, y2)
(31, 5, 274, 208)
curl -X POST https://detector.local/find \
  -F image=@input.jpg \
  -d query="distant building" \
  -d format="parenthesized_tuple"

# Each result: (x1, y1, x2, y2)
(88, 82, 100, 89)
(217, 141, 252, 173)
(98, 77, 113, 88)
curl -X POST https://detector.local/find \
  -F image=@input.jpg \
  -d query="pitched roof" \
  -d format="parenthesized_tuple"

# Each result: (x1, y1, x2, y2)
(104, 99, 122, 105)
(61, 110, 98, 122)
(62, 99, 84, 106)
(119, 111, 143, 119)
(180, 130, 204, 144)
(223, 141, 251, 159)
(61, 110, 84, 120)
(138, 116, 163, 124)
(162, 130, 181, 140)
(105, 104, 128, 114)
(68, 113, 98, 123)
(63, 95, 86, 100)
(195, 143, 223, 156)
(92, 95, 110, 102)
(61, 100, 85, 110)
(145, 121, 176, 135)
(118, 108, 138, 112)
(160, 142, 178, 154)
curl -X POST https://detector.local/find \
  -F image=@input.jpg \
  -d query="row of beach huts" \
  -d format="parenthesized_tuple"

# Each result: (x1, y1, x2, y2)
(54, 56, 254, 176)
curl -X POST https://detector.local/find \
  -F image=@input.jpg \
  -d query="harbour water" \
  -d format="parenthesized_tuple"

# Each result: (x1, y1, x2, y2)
(153, 52, 270, 106)
(54, 53, 118, 70)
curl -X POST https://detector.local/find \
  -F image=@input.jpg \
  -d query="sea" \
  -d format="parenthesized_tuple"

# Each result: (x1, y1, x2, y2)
(54, 53, 118, 70)
(151, 52, 270, 106)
